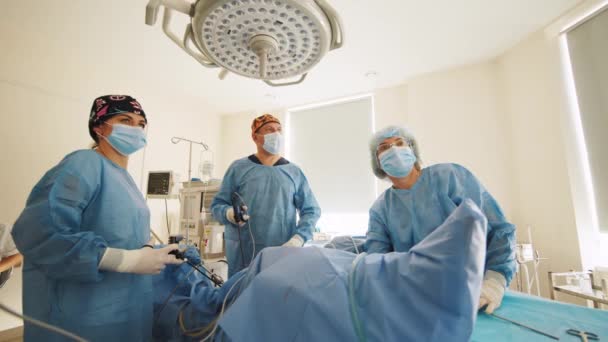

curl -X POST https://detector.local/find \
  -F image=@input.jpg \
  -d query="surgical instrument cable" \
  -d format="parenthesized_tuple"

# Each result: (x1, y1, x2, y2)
(231, 192, 256, 270)
(0, 302, 88, 342)
(489, 313, 560, 340)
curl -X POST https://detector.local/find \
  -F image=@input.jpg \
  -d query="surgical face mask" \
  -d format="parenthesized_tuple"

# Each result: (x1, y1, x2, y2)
(262, 132, 283, 155)
(379, 146, 416, 178)
(101, 123, 147, 156)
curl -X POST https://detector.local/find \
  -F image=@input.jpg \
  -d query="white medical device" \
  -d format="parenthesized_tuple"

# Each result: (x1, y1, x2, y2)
(515, 226, 546, 296)
(179, 180, 225, 257)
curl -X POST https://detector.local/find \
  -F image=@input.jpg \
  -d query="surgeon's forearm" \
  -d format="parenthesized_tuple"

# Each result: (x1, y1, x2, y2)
(294, 222, 313, 241)
(295, 210, 320, 241)
(485, 261, 513, 283)
(0, 253, 22, 272)
(17, 232, 107, 282)
(364, 221, 392, 254)
(486, 221, 516, 285)
(364, 240, 391, 254)
(211, 203, 231, 226)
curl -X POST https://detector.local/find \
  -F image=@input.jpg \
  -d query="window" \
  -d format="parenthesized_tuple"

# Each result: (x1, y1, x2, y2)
(565, 6, 608, 233)
(286, 95, 376, 236)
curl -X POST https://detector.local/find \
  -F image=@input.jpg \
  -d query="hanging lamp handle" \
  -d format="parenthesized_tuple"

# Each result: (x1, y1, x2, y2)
(315, 0, 344, 50)
(264, 73, 308, 87)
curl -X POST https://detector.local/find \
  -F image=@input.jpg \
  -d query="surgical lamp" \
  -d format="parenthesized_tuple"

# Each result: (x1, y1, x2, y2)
(145, 0, 344, 86)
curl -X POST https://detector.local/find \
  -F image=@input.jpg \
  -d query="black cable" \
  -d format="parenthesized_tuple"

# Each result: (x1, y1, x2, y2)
(0, 302, 87, 342)
(232, 192, 253, 270)
(154, 267, 196, 325)
(187, 261, 224, 287)
(236, 226, 246, 270)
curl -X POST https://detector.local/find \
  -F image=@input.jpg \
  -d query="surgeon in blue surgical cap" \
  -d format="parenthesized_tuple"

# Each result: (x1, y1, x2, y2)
(12, 95, 183, 341)
(211, 114, 321, 277)
(365, 125, 516, 314)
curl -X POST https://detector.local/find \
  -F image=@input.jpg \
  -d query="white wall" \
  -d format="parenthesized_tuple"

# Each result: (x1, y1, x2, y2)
(405, 63, 514, 215)
(373, 84, 409, 130)
(547, 0, 608, 270)
(497, 31, 583, 297)
(494, 0, 608, 299)
(0, 82, 221, 331)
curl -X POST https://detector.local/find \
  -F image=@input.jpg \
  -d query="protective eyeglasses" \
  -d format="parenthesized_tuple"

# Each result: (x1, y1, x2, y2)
(104, 116, 147, 129)
(255, 126, 282, 135)
(377, 138, 409, 155)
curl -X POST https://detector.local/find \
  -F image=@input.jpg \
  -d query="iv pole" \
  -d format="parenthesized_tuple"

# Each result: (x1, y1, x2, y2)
(171, 137, 209, 182)
(171, 137, 209, 246)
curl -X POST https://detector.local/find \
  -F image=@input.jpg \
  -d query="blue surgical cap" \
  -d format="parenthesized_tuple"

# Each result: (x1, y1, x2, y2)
(369, 125, 421, 179)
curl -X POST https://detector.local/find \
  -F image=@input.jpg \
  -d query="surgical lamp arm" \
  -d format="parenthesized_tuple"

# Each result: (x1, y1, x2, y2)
(145, 0, 192, 25)
(145, 0, 217, 68)
(183, 23, 217, 67)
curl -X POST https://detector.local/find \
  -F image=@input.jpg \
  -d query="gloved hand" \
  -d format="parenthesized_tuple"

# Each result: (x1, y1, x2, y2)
(183, 246, 202, 265)
(478, 270, 507, 314)
(282, 234, 304, 247)
(99, 244, 183, 275)
(226, 207, 248, 226)
(155, 242, 201, 265)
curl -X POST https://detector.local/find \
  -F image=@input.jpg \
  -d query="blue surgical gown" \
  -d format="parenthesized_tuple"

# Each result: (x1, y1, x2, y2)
(211, 156, 321, 277)
(365, 163, 516, 283)
(153, 200, 487, 341)
(12, 150, 153, 342)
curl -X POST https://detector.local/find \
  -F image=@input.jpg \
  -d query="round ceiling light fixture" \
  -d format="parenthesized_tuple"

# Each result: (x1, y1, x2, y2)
(145, 0, 344, 87)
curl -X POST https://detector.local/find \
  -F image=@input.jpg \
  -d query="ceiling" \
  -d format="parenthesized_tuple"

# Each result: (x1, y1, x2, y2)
(0, 0, 581, 113)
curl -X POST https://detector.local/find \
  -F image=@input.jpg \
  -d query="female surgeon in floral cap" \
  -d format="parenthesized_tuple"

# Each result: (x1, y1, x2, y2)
(12, 95, 182, 341)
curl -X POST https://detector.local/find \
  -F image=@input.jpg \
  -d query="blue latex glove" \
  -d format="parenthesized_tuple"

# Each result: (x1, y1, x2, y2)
(184, 246, 202, 265)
